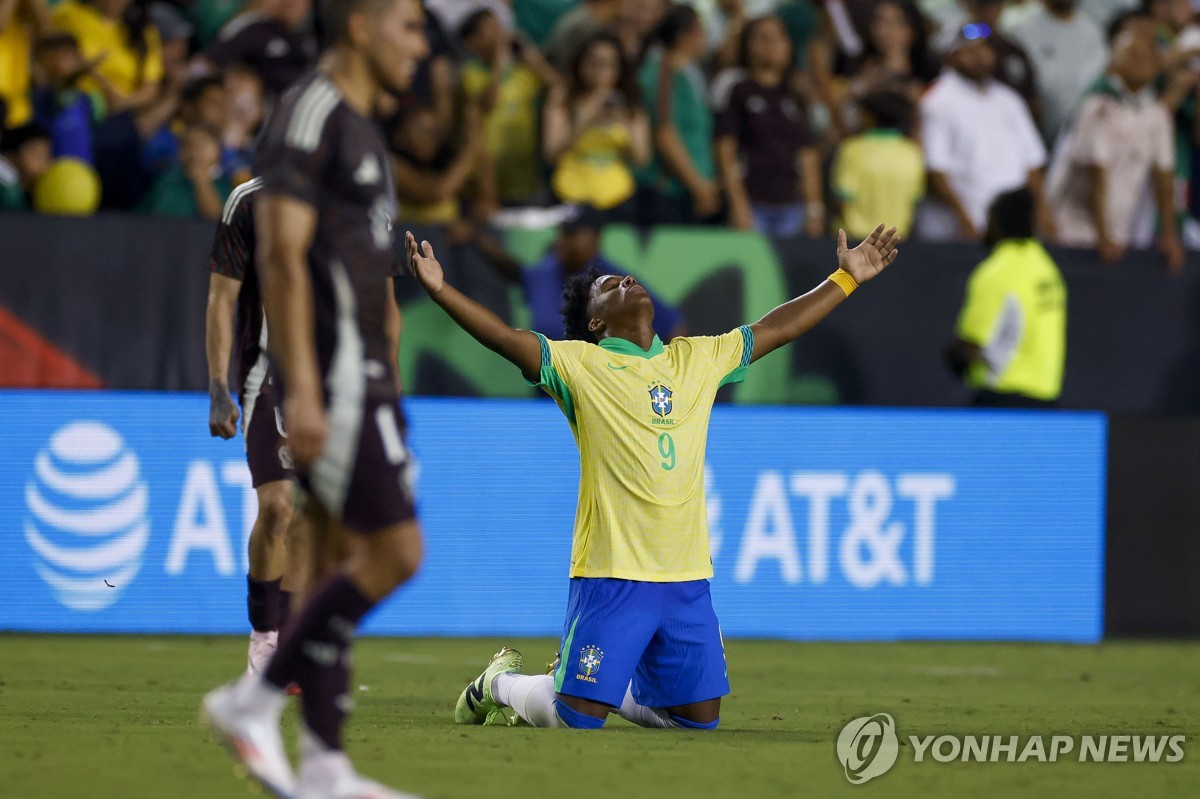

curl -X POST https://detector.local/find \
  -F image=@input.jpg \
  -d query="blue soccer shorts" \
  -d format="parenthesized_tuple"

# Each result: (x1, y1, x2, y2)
(551, 577, 730, 709)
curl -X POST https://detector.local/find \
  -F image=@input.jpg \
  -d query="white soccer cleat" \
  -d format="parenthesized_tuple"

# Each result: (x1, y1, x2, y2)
(201, 676, 296, 799)
(299, 771, 422, 799)
(248, 629, 279, 675)
(298, 733, 421, 799)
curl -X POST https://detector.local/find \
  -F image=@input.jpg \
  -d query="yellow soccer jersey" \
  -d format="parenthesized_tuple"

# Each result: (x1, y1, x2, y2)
(531, 327, 754, 582)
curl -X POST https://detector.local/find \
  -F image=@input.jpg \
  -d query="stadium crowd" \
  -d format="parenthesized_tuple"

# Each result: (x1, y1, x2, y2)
(0, 0, 1197, 268)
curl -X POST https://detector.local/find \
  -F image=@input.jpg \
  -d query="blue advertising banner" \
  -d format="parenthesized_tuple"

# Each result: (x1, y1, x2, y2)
(0, 392, 1106, 641)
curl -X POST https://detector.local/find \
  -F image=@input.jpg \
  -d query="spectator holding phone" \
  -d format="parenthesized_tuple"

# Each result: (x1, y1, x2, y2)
(544, 30, 651, 214)
(460, 7, 561, 208)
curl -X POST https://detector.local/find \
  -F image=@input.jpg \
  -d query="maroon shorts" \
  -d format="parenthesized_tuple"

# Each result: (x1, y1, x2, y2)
(302, 392, 417, 534)
(242, 384, 295, 488)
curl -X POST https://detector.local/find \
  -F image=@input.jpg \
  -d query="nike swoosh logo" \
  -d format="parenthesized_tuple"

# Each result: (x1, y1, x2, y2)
(606, 363, 630, 370)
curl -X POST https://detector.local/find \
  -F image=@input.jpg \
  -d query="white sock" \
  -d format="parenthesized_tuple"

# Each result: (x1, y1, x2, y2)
(617, 683, 678, 729)
(491, 673, 562, 728)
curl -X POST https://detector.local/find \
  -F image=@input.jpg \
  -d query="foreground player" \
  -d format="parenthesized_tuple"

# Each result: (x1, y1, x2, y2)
(408, 224, 899, 730)
(201, 1, 428, 797)
(206, 177, 301, 676)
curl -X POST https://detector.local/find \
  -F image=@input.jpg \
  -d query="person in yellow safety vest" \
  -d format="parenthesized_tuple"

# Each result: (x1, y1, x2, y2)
(946, 186, 1067, 408)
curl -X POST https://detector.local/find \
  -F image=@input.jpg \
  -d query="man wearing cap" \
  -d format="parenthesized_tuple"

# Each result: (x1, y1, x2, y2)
(918, 22, 1049, 242)
(963, 0, 1039, 111)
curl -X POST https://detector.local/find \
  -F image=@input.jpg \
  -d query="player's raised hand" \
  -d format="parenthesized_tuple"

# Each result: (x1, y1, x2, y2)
(406, 231, 444, 295)
(208, 381, 240, 439)
(283, 390, 327, 468)
(836, 224, 899, 285)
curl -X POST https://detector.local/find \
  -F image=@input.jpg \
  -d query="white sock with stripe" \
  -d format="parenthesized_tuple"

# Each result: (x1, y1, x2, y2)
(492, 673, 562, 728)
(616, 683, 678, 729)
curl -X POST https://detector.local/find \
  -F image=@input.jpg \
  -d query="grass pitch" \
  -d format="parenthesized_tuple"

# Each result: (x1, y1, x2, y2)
(1, 635, 1197, 798)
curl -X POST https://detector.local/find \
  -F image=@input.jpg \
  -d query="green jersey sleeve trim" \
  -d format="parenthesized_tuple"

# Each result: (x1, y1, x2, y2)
(524, 333, 577, 425)
(718, 325, 754, 386)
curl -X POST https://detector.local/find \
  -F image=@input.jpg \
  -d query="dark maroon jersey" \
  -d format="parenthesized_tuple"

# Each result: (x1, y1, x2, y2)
(256, 70, 399, 398)
(207, 177, 267, 400)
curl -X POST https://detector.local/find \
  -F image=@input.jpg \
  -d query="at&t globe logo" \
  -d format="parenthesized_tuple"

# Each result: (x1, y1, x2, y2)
(24, 422, 149, 611)
(837, 713, 900, 784)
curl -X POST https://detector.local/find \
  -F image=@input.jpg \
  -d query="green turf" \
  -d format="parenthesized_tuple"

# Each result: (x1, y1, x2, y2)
(1, 636, 1197, 798)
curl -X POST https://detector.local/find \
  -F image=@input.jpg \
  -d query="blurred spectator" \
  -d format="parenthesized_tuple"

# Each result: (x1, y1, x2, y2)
(613, 0, 669, 61)
(964, 0, 1038, 111)
(142, 76, 247, 183)
(194, 0, 316, 100)
(822, 0, 893, 64)
(459, 7, 559, 207)
(390, 103, 487, 223)
(0, 0, 51, 127)
(682, 0, 788, 72)
(637, 4, 720, 224)
(149, 1, 193, 87)
(138, 123, 231, 218)
(544, 0, 620, 71)
(846, 0, 940, 100)
(428, 0, 514, 36)
(1009, 0, 1108, 142)
(919, 24, 1048, 242)
(223, 62, 266, 173)
(1141, 0, 1192, 45)
(31, 33, 108, 163)
(0, 122, 51, 209)
(946, 187, 1067, 408)
(514, 0, 579, 47)
(810, 0, 928, 137)
(52, 0, 164, 113)
(188, 0, 247, 46)
(392, 2, 457, 133)
(1080, 0, 1141, 29)
(687, 0, 750, 71)
(775, 0, 819, 71)
(713, 14, 822, 236)
(1046, 28, 1184, 271)
(543, 30, 650, 213)
(831, 88, 923, 238)
(477, 206, 687, 340)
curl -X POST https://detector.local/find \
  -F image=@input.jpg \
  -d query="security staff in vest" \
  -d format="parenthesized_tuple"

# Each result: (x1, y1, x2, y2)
(945, 187, 1066, 408)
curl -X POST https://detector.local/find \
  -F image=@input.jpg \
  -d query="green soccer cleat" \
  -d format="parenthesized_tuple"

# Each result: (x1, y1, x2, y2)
(454, 647, 523, 725)
(483, 707, 515, 727)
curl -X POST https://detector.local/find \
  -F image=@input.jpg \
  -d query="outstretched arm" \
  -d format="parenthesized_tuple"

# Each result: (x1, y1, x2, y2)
(748, 224, 899, 363)
(406, 232, 543, 381)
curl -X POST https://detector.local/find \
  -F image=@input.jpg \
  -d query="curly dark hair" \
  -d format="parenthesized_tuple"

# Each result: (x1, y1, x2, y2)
(561, 267, 602, 342)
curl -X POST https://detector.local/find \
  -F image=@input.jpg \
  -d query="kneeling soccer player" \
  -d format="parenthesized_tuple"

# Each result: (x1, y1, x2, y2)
(406, 224, 901, 730)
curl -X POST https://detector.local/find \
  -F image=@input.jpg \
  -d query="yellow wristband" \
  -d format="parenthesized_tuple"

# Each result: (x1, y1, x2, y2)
(827, 268, 859, 297)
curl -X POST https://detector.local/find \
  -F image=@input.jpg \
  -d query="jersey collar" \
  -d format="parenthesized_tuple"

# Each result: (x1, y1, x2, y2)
(598, 335, 665, 359)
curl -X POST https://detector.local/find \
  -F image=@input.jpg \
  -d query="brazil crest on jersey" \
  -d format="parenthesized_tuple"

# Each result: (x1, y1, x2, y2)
(530, 327, 754, 582)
